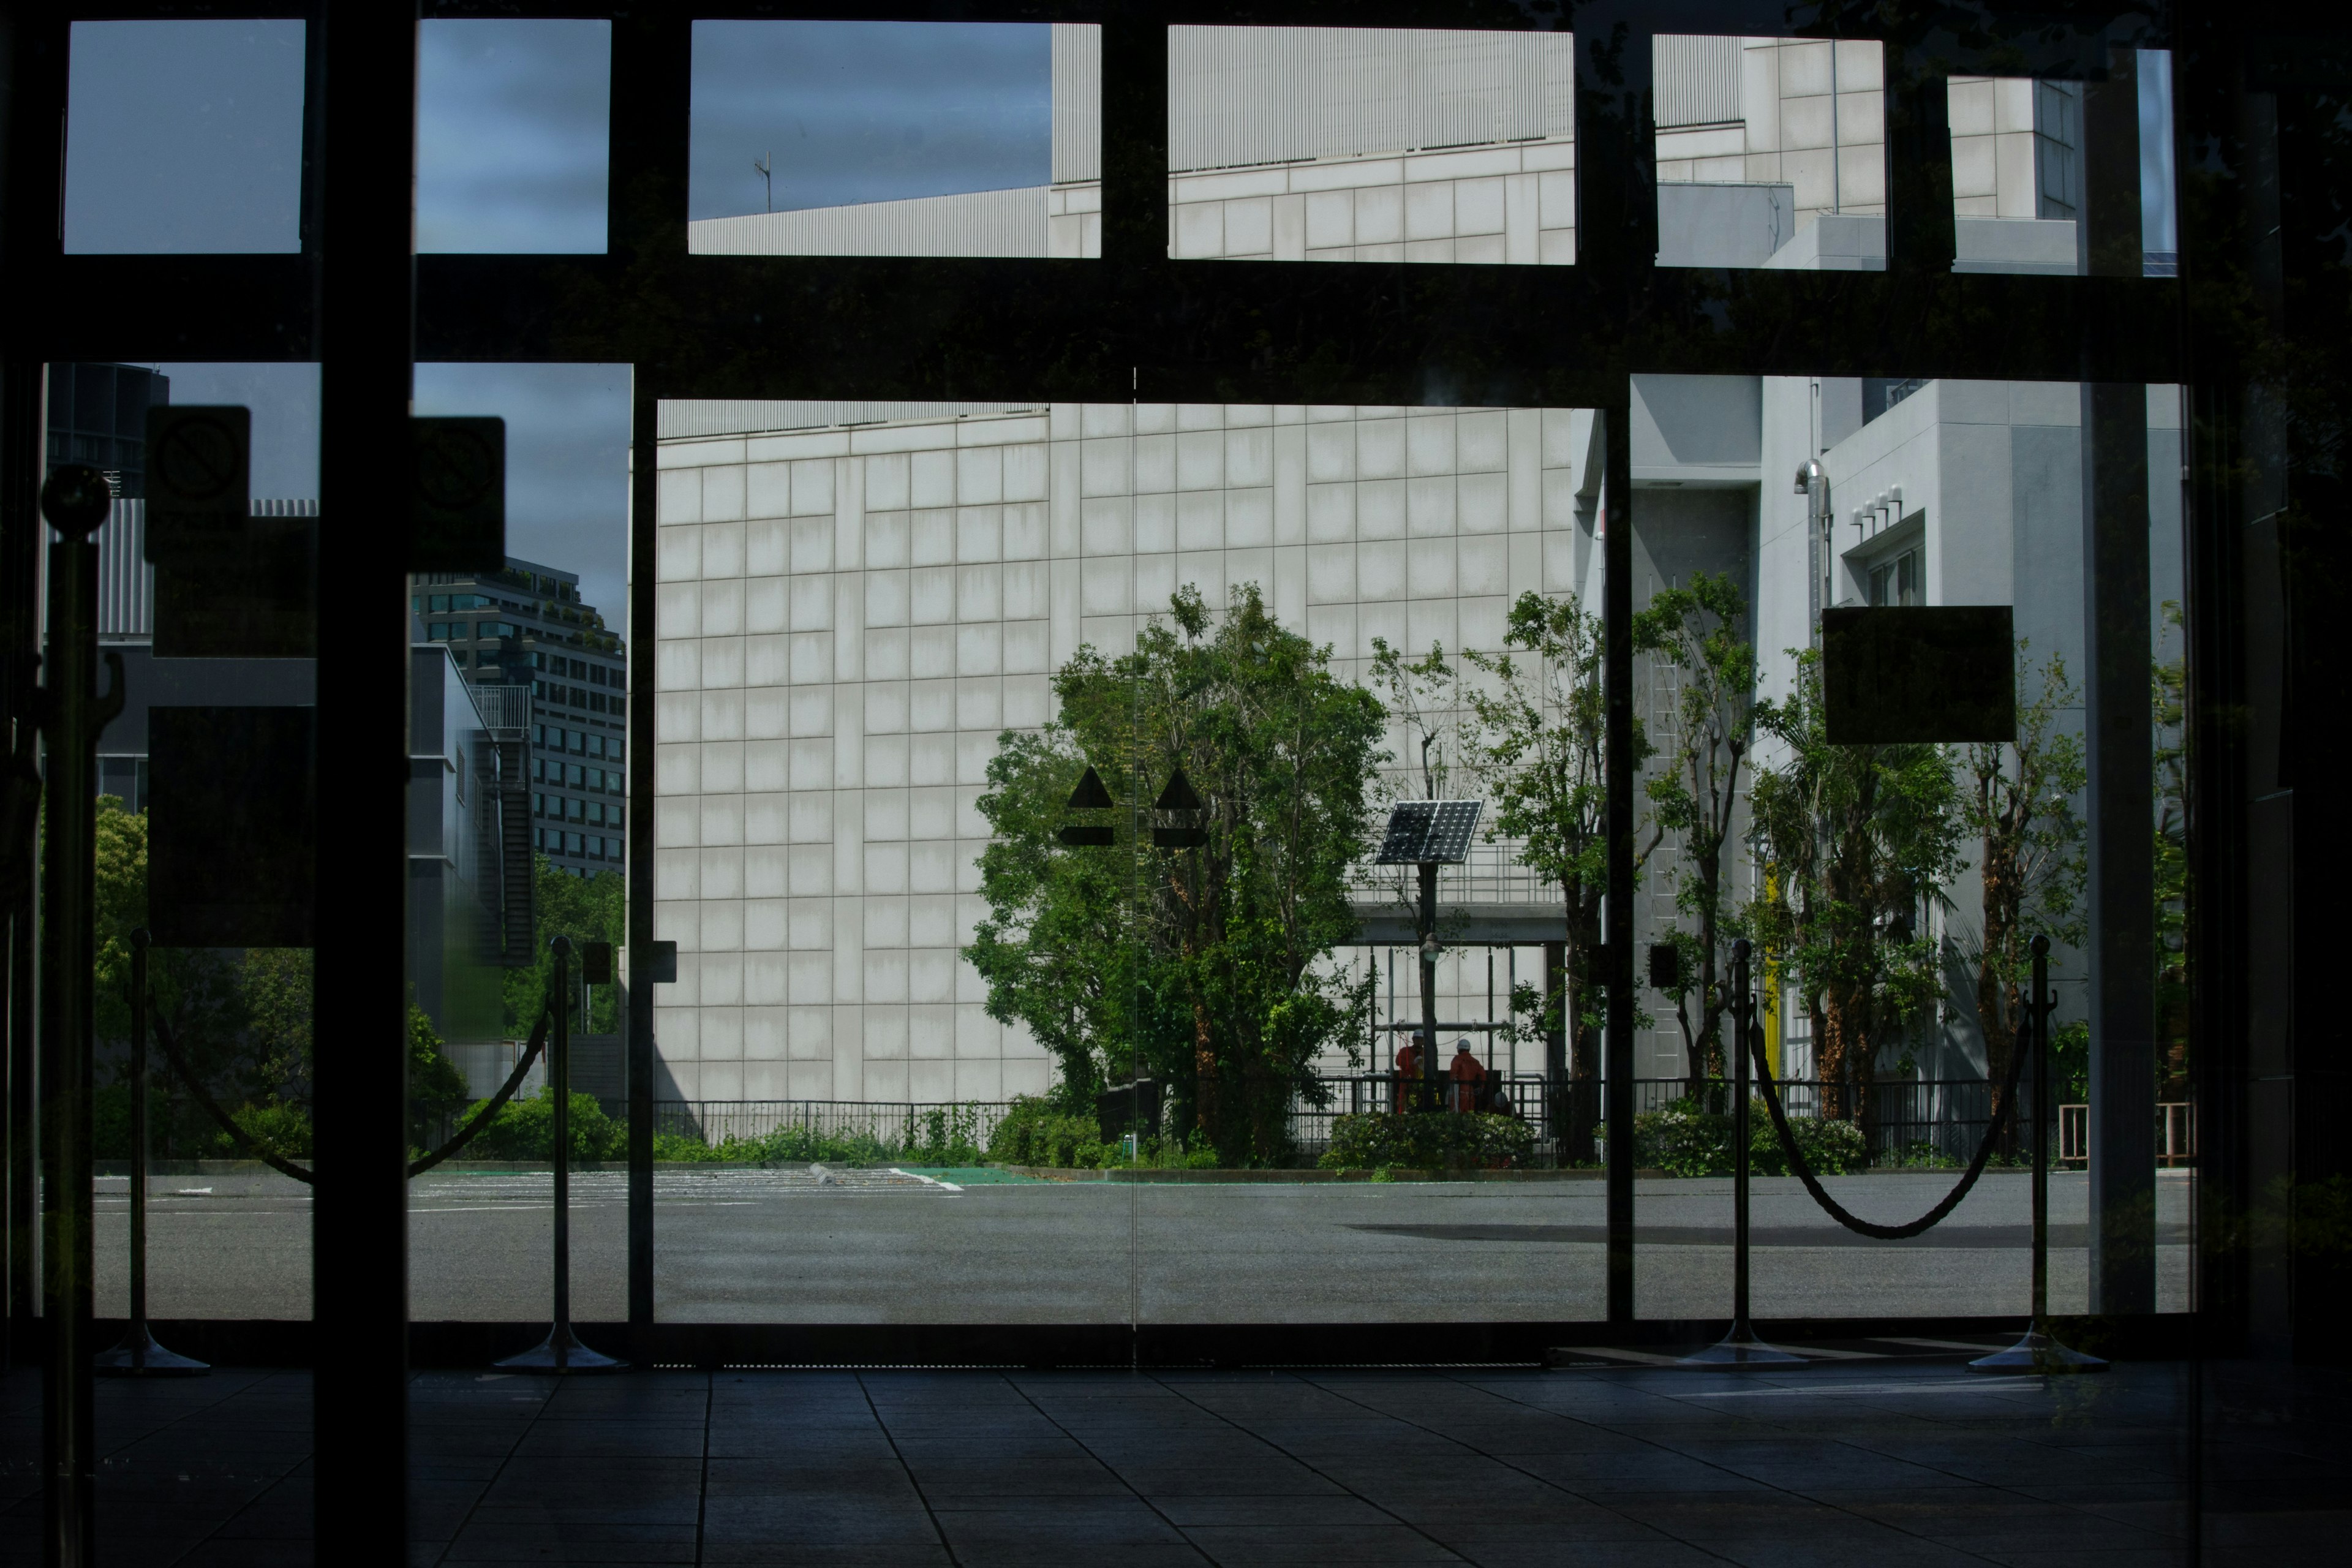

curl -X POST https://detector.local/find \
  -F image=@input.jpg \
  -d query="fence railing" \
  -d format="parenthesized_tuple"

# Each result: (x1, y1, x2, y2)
(413, 1082, 2196, 1170)
(1289, 1073, 2104, 1169)
(2059, 1102, 2196, 1167)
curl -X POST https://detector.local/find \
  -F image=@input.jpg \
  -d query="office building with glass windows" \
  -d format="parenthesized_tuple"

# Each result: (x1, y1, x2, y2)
(410, 556, 628, 877)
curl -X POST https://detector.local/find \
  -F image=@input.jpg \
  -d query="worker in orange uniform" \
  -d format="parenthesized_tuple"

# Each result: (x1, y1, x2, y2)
(1393, 1036, 1422, 1112)
(1450, 1039, 1486, 1113)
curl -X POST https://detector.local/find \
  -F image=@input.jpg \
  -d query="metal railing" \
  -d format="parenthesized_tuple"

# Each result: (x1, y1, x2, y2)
(1290, 1073, 2146, 1169)
(2059, 1101, 2196, 1167)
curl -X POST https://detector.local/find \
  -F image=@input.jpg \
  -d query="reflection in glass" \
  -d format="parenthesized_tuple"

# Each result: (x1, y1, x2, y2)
(1653, 37, 1886, 271)
(418, 20, 612, 254)
(406, 366, 632, 1321)
(689, 22, 1089, 258)
(65, 21, 306, 255)
(1169, 27, 1577, 265)
(1625, 372, 2191, 1317)
(82, 363, 318, 1319)
(1948, 53, 2176, 277)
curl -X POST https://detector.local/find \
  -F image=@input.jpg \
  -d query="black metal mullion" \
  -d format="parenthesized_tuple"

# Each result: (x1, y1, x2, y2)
(609, 3, 692, 1341)
(1572, 1, 1652, 1327)
(309, 5, 420, 1564)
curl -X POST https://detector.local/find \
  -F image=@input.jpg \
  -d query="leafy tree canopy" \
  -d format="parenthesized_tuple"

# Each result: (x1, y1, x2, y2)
(968, 583, 1384, 1165)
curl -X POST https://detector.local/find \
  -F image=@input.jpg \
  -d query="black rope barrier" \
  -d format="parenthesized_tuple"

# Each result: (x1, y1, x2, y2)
(405, 1006, 556, 1177)
(151, 1004, 554, 1185)
(1746, 1009, 2033, 1241)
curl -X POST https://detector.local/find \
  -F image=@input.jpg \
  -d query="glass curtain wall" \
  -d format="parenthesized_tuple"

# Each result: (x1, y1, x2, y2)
(1623, 372, 2193, 1320)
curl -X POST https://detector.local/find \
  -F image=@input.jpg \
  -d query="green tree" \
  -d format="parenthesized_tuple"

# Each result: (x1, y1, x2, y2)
(1460, 592, 1654, 1163)
(1747, 649, 1964, 1119)
(1961, 646, 2088, 1143)
(970, 583, 1384, 1164)
(503, 854, 624, 1033)
(1632, 572, 1756, 1098)
(92, 797, 292, 1144)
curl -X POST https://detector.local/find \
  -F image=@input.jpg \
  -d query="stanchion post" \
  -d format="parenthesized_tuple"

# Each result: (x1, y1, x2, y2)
(95, 929, 203, 1376)
(497, 937, 623, 1373)
(1972, 935, 2106, 1373)
(1679, 940, 1804, 1367)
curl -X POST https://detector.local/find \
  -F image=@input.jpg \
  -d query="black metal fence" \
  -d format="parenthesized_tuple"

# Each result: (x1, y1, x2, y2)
(1290, 1072, 2045, 1168)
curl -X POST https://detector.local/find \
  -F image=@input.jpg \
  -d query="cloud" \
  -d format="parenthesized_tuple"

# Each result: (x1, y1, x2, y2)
(418, 20, 612, 254)
(690, 21, 1050, 221)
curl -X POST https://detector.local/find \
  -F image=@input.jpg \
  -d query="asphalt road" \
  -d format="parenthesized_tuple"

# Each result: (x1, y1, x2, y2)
(90, 1166, 2196, 1323)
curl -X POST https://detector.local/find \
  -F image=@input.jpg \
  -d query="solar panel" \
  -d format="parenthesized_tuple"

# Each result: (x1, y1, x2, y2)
(1374, 799, 1483, 864)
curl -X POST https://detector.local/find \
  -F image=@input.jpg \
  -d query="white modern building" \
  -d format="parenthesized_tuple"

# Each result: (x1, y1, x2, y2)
(648, 374, 2181, 1104)
(686, 26, 2087, 274)
(648, 32, 2174, 1109)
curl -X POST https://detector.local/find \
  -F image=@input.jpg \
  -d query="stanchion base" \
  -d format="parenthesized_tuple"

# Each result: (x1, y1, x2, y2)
(94, 1324, 209, 1378)
(1968, 1328, 2107, 1374)
(1676, 1323, 1809, 1368)
(496, 1324, 627, 1374)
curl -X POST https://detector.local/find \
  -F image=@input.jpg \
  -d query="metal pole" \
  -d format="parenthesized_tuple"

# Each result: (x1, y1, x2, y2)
(95, 929, 203, 1376)
(497, 936, 622, 1373)
(1681, 940, 1801, 1366)
(39, 465, 121, 1567)
(554, 939, 570, 1332)
(1418, 861, 1440, 1112)
(1973, 935, 2105, 1373)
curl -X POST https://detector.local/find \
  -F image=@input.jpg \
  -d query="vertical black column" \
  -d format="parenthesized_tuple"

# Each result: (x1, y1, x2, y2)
(1098, 5, 1169, 277)
(311, 6, 418, 1561)
(2080, 43, 2156, 1317)
(2082, 383, 2155, 1315)
(1886, 52, 1958, 278)
(609, 7, 690, 1338)
(0, 6, 66, 1381)
(39, 499, 105, 1568)
(1574, 7, 1651, 1329)
(627, 384, 658, 1330)
(1602, 407, 1636, 1324)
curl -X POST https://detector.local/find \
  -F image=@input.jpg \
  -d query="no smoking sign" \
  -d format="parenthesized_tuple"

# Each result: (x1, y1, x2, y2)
(144, 405, 251, 562)
(412, 416, 506, 571)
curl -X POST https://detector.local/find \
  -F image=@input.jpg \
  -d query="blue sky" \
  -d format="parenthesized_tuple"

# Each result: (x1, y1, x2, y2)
(418, 20, 611, 254)
(153, 363, 631, 620)
(65, 20, 306, 254)
(690, 21, 1050, 220)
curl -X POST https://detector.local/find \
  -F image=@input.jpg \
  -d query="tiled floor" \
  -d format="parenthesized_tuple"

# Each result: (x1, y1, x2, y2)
(2, 1357, 2344, 1566)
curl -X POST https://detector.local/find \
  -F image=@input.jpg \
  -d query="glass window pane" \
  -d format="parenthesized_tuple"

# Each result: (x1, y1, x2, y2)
(1169, 27, 1577, 265)
(65, 21, 306, 255)
(1626, 372, 2192, 1317)
(1653, 36, 1887, 271)
(689, 21, 1087, 258)
(407, 364, 630, 1321)
(86, 361, 318, 1322)
(417, 20, 612, 254)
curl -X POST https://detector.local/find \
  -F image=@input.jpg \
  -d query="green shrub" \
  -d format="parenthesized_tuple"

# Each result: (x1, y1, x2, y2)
(1632, 1096, 1866, 1177)
(464, 1087, 624, 1161)
(1317, 1112, 1536, 1172)
(213, 1098, 314, 1160)
(987, 1095, 1118, 1168)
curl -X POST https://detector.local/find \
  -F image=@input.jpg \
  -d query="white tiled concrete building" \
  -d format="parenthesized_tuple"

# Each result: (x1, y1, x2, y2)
(651, 401, 1601, 1103)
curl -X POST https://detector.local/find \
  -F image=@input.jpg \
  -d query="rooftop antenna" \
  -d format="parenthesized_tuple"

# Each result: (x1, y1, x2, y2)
(753, 151, 773, 213)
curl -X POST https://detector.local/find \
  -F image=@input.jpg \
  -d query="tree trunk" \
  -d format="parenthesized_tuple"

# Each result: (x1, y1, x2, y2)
(1978, 825, 2020, 1156)
(1819, 984, 1865, 1122)
(1192, 995, 1219, 1145)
